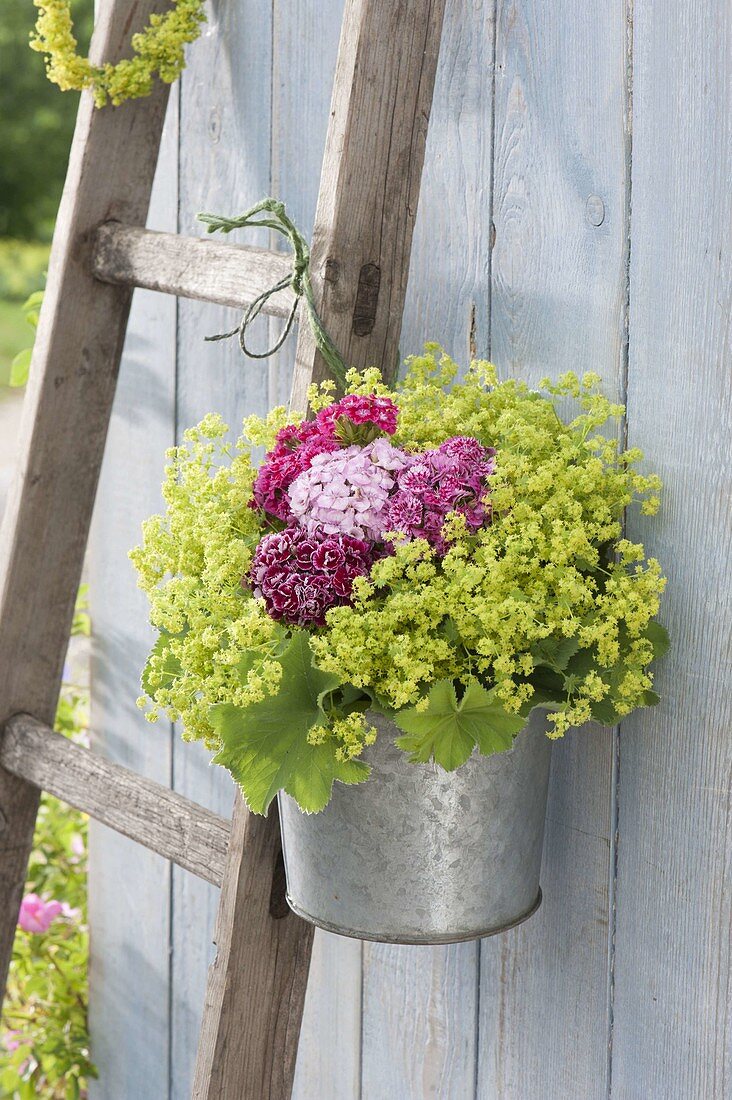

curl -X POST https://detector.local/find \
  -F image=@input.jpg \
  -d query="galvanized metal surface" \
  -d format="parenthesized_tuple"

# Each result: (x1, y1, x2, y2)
(279, 710, 552, 944)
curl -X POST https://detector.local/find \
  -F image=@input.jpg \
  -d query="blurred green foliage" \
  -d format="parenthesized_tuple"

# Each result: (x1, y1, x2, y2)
(0, 0, 93, 240)
(1, 589, 96, 1099)
(0, 242, 49, 301)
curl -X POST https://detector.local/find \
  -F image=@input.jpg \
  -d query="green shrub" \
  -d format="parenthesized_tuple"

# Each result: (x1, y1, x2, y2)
(0, 241, 49, 302)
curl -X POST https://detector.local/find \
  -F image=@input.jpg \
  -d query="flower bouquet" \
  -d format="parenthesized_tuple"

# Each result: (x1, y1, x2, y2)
(132, 347, 667, 941)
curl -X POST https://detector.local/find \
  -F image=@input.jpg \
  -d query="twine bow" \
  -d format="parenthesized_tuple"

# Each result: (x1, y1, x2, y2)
(197, 199, 348, 389)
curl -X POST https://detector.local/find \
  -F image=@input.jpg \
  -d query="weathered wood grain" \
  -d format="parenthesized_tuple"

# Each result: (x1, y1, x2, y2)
(358, 1, 495, 1093)
(0, 714, 230, 886)
(92, 223, 295, 317)
(361, 941, 479, 1099)
(87, 90, 178, 1100)
(478, 0, 630, 1096)
(191, 801, 315, 1100)
(611, 1, 732, 1096)
(289, 0, 448, 410)
(0, 0, 171, 1003)
(270, 4, 365, 1095)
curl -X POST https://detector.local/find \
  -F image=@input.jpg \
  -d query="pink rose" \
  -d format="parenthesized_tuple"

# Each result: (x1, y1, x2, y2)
(18, 893, 64, 934)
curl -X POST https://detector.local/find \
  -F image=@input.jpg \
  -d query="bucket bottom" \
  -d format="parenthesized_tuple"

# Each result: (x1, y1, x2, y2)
(285, 888, 543, 945)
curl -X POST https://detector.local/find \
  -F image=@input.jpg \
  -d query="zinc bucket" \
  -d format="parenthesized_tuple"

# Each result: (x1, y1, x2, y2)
(278, 708, 553, 945)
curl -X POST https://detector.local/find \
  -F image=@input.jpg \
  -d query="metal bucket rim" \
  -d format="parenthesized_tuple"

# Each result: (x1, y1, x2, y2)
(284, 889, 543, 945)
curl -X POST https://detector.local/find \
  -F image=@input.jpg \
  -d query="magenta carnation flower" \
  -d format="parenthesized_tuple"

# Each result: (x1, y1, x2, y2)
(252, 396, 400, 522)
(315, 393, 399, 437)
(249, 528, 374, 627)
(252, 420, 340, 522)
(288, 438, 410, 540)
(385, 436, 496, 554)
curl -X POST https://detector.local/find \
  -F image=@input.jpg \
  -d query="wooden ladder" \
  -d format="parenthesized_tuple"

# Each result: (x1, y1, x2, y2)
(0, 0, 446, 1095)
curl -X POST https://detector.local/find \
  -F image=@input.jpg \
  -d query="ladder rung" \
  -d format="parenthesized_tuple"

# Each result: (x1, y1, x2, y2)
(0, 715, 231, 887)
(92, 222, 297, 317)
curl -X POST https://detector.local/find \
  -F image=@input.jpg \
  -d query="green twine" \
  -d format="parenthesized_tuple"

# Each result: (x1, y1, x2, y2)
(197, 199, 349, 389)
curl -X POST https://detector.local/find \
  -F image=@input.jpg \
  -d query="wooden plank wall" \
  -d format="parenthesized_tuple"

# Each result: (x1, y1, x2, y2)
(87, 0, 731, 1097)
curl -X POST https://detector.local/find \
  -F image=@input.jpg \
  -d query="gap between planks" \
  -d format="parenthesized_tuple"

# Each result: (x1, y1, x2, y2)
(0, 714, 231, 887)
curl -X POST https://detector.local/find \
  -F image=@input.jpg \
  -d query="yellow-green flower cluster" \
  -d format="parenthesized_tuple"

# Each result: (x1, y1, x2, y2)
(130, 415, 283, 746)
(132, 349, 666, 757)
(309, 350, 665, 737)
(30, 0, 205, 107)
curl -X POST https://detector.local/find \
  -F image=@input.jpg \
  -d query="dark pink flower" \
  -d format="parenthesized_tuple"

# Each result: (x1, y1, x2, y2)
(252, 421, 340, 522)
(385, 436, 496, 554)
(249, 527, 374, 626)
(315, 394, 399, 437)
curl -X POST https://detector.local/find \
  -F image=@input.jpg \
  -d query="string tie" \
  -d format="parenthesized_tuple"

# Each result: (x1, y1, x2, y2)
(197, 199, 348, 388)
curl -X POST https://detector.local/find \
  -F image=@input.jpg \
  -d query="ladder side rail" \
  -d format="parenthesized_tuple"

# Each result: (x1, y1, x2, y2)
(92, 223, 297, 316)
(192, 2, 447, 1097)
(0, 0, 172, 997)
(290, 0, 448, 411)
(1, 715, 231, 887)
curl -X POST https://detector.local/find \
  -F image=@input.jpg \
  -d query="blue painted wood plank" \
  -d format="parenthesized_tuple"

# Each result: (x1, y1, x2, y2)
(269, 5, 365, 1096)
(359, 2, 496, 1095)
(478, 0, 630, 1095)
(170, 1, 274, 1094)
(87, 96, 178, 1100)
(611, 1, 732, 1095)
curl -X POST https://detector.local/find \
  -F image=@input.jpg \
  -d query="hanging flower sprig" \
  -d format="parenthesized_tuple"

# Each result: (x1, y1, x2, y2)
(198, 199, 350, 390)
(30, 0, 206, 108)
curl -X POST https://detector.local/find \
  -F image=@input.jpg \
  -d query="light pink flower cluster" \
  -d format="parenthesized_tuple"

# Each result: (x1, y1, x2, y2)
(252, 394, 401, 524)
(248, 395, 495, 626)
(288, 438, 410, 540)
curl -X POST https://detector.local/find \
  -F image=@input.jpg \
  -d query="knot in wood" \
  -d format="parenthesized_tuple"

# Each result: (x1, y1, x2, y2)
(352, 263, 381, 336)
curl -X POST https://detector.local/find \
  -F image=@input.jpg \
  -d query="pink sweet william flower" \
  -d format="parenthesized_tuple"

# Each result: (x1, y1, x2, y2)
(315, 393, 399, 437)
(385, 435, 497, 554)
(288, 438, 410, 541)
(252, 397, 399, 522)
(18, 893, 64, 934)
(249, 527, 374, 627)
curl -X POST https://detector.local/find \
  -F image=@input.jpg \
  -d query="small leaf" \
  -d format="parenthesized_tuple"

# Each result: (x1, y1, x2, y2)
(394, 679, 526, 770)
(531, 635, 580, 672)
(590, 699, 623, 726)
(141, 634, 183, 695)
(22, 290, 45, 311)
(643, 621, 670, 661)
(10, 347, 32, 387)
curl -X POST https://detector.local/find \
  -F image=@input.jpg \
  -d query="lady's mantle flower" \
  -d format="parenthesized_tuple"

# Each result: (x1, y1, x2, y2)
(18, 893, 64, 934)
(249, 527, 374, 627)
(385, 435, 496, 554)
(288, 438, 410, 540)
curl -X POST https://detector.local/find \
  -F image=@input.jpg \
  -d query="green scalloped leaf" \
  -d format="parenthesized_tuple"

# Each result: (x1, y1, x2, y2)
(393, 679, 527, 770)
(210, 631, 368, 814)
(643, 620, 670, 660)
